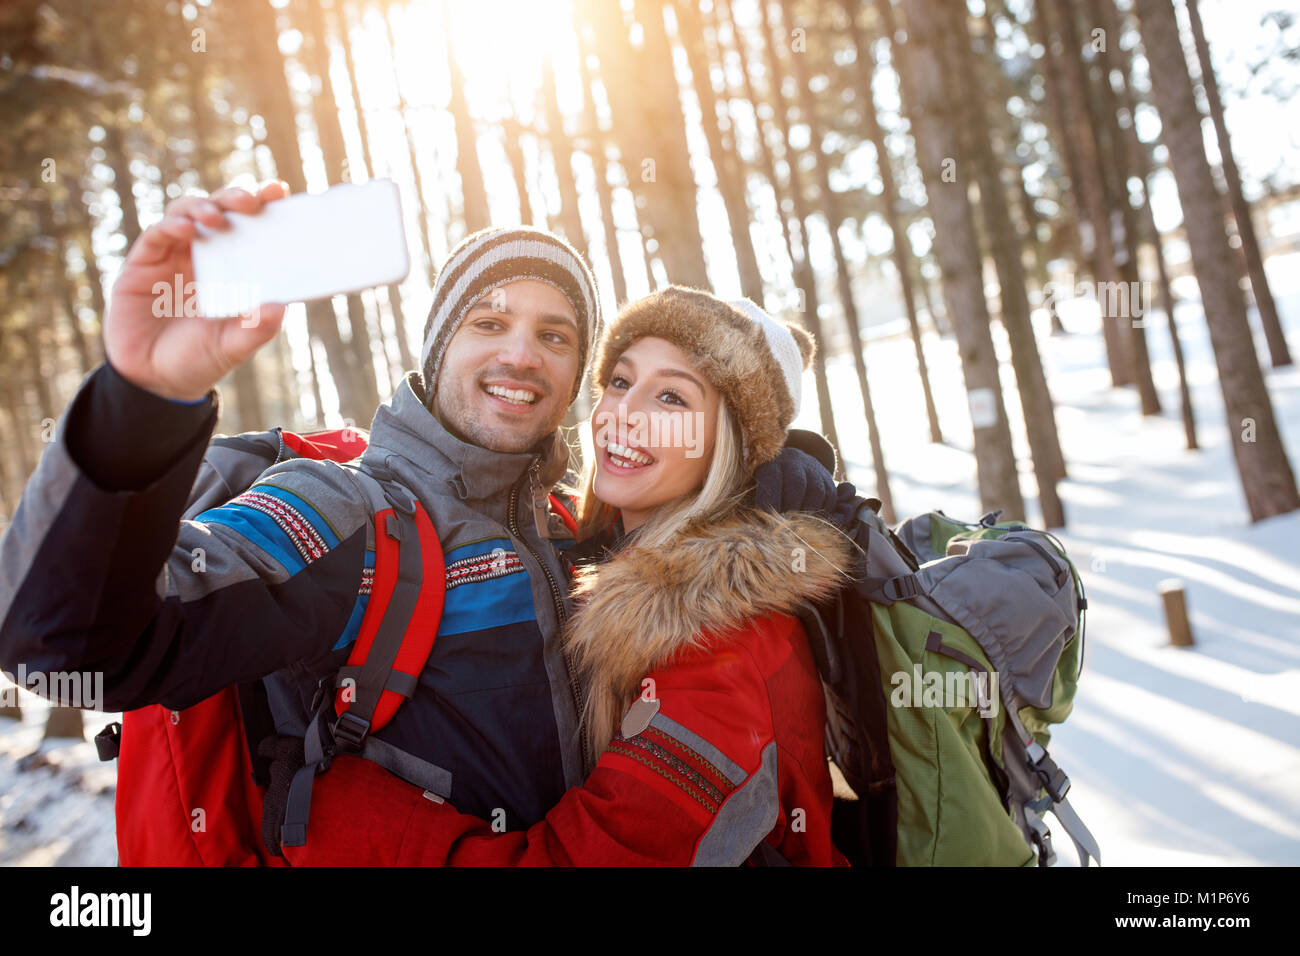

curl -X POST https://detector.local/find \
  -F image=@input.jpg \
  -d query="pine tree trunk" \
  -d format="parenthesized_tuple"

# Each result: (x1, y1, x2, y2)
(1184, 0, 1291, 367)
(1039, 0, 1134, 389)
(1077, 0, 1163, 415)
(842, 0, 943, 445)
(300, 0, 380, 416)
(718, 0, 802, 297)
(674, 0, 764, 303)
(542, 60, 588, 257)
(897, 0, 1026, 520)
(954, 11, 1065, 527)
(582, 0, 710, 288)
(245, 0, 363, 424)
(503, 117, 541, 227)
(334, 3, 415, 376)
(187, 34, 268, 433)
(442, 5, 490, 233)
(576, 24, 629, 307)
(58, 252, 93, 378)
(753, 0, 843, 472)
(4, 373, 35, 482)
(43, 707, 84, 741)
(917, 254, 947, 336)
(377, 6, 440, 286)
(779, 0, 892, 515)
(73, 202, 107, 363)
(1132, 0, 1299, 521)
(1093, 0, 1198, 446)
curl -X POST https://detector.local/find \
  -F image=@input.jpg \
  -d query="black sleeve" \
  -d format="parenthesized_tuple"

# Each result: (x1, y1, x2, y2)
(65, 361, 218, 492)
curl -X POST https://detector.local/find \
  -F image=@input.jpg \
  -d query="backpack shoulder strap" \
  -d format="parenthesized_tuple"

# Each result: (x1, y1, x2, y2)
(279, 469, 451, 849)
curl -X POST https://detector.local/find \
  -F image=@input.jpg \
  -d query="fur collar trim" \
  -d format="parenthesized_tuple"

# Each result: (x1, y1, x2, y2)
(563, 507, 856, 752)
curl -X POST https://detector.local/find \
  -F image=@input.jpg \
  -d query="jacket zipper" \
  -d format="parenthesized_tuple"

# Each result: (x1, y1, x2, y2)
(508, 458, 593, 775)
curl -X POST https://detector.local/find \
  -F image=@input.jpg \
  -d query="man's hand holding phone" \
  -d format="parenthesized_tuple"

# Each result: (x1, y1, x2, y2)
(104, 181, 292, 403)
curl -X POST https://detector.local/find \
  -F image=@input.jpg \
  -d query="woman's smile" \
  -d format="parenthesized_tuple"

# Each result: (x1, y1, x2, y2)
(599, 440, 657, 476)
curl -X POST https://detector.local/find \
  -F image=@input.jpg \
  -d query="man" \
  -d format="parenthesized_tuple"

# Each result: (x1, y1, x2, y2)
(0, 182, 602, 836)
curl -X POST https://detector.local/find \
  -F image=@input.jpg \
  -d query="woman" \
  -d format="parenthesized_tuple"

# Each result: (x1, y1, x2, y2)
(283, 286, 857, 865)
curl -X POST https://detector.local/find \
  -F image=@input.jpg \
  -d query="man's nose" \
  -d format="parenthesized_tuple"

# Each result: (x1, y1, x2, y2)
(496, 325, 543, 370)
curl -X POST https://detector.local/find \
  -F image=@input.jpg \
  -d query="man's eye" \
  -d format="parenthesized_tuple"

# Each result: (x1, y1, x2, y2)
(544, 332, 572, 346)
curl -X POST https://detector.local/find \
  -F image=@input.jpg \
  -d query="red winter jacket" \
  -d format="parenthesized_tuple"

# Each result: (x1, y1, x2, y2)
(282, 508, 857, 866)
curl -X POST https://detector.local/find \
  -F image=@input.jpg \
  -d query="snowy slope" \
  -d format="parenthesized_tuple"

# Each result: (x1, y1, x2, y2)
(3, 255, 1298, 867)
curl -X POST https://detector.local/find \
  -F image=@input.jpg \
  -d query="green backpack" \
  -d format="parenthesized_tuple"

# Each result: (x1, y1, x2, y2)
(797, 502, 1101, 867)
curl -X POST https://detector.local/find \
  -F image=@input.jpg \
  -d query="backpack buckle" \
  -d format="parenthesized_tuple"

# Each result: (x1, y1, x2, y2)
(94, 722, 122, 761)
(1027, 743, 1071, 803)
(883, 574, 920, 602)
(330, 711, 371, 754)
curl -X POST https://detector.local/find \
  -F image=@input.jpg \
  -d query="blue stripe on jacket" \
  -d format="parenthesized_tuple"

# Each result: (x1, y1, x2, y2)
(193, 482, 340, 576)
(438, 538, 535, 636)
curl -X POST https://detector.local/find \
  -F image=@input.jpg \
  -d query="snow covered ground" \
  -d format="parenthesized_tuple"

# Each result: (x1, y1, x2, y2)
(2, 254, 1298, 867)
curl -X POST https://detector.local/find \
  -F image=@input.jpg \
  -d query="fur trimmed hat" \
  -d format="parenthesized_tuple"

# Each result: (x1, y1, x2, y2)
(592, 286, 815, 471)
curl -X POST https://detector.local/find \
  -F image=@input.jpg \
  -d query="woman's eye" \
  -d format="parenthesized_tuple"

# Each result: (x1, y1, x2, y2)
(659, 390, 686, 407)
(609, 375, 629, 389)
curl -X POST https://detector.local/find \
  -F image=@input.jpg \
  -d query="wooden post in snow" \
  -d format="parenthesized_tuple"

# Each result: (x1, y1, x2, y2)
(1159, 579, 1195, 647)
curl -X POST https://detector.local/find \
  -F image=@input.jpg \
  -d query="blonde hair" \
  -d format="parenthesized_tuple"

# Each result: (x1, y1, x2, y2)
(567, 392, 752, 751)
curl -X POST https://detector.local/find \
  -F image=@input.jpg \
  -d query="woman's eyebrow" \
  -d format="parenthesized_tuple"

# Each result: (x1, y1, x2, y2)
(654, 368, 706, 394)
(615, 356, 706, 395)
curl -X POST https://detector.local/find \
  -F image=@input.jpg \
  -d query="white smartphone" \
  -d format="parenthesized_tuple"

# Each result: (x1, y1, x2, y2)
(190, 178, 410, 318)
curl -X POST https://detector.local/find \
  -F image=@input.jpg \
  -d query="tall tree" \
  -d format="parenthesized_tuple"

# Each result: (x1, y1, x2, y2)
(672, 0, 764, 302)
(1132, 0, 1299, 521)
(541, 59, 588, 256)
(752, 0, 843, 470)
(1090, 0, 1199, 448)
(299, 0, 381, 416)
(442, 4, 490, 233)
(1037, 0, 1134, 389)
(581, 0, 710, 288)
(1070, 0, 1163, 416)
(335, 0, 414, 380)
(895, 0, 1026, 519)
(1184, 0, 1291, 368)
(575, 26, 629, 307)
(779, 0, 893, 517)
(716, 0, 804, 306)
(244, 0, 367, 424)
(954, 10, 1066, 526)
(182, 8, 267, 433)
(840, 0, 943, 446)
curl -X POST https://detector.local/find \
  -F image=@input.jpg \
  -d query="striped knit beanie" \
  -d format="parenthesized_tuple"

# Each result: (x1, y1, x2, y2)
(419, 226, 601, 408)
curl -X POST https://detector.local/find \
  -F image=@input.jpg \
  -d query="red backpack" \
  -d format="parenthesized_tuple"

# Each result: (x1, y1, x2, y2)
(94, 427, 450, 866)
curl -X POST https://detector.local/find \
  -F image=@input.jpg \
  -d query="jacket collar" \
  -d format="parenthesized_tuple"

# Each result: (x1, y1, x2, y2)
(564, 506, 856, 712)
(362, 371, 569, 507)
